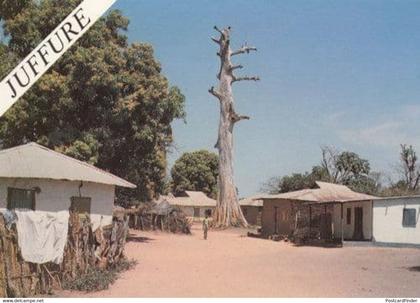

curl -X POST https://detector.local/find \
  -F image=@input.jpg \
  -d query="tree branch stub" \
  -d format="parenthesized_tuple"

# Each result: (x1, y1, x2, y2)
(232, 76, 260, 83)
(208, 86, 222, 99)
(231, 45, 257, 56)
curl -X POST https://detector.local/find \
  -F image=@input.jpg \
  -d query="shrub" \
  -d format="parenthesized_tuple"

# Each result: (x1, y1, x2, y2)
(63, 259, 137, 292)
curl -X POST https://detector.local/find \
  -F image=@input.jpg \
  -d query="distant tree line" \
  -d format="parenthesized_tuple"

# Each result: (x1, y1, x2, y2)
(163, 144, 420, 200)
(261, 145, 420, 197)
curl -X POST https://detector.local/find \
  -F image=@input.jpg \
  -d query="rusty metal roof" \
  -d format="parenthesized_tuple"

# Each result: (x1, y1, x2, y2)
(257, 181, 378, 203)
(159, 191, 217, 207)
(0, 142, 136, 188)
(239, 195, 263, 207)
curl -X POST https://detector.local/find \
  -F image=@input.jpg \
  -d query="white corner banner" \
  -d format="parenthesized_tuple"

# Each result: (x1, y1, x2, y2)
(0, 0, 117, 117)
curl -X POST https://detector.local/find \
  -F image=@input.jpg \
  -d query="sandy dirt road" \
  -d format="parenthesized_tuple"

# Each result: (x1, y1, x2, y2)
(59, 224, 420, 298)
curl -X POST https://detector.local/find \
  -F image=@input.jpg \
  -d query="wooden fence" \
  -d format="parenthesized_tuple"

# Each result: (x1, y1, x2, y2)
(0, 211, 129, 297)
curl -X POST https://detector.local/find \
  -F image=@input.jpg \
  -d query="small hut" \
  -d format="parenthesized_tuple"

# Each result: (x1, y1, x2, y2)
(239, 195, 263, 226)
(159, 191, 216, 220)
(259, 182, 378, 243)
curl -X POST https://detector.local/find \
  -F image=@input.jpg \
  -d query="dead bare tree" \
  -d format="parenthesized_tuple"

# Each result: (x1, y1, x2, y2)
(320, 145, 339, 182)
(209, 26, 259, 227)
(399, 144, 420, 191)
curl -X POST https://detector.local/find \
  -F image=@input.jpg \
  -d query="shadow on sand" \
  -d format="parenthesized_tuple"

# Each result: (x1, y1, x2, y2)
(408, 266, 420, 272)
(127, 234, 155, 243)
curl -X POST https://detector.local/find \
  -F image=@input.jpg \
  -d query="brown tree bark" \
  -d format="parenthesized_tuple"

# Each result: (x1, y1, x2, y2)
(209, 26, 259, 227)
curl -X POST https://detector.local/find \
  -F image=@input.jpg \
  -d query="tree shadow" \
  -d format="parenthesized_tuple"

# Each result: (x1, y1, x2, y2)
(127, 235, 155, 243)
(407, 266, 420, 272)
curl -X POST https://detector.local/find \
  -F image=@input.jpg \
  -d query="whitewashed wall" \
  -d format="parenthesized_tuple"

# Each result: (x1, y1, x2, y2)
(176, 206, 215, 220)
(0, 177, 115, 229)
(332, 201, 373, 240)
(373, 197, 420, 245)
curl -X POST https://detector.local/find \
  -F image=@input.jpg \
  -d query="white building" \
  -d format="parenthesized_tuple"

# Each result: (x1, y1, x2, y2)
(373, 196, 420, 246)
(0, 142, 136, 230)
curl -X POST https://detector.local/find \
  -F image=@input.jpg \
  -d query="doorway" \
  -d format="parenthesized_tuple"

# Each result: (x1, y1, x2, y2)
(274, 206, 279, 234)
(320, 213, 332, 239)
(353, 207, 364, 240)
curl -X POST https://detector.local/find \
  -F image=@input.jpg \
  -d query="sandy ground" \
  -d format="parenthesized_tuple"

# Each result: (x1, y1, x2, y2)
(59, 224, 420, 298)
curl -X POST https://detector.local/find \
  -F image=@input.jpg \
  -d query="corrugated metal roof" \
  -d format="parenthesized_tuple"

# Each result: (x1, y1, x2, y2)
(159, 191, 216, 207)
(239, 195, 263, 207)
(257, 181, 378, 203)
(0, 142, 136, 188)
(374, 195, 420, 201)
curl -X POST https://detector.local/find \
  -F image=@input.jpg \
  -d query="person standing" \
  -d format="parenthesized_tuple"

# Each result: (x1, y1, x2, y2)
(203, 214, 209, 240)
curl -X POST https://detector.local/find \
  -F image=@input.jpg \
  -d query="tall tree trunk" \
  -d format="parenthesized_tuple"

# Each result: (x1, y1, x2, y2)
(209, 26, 259, 227)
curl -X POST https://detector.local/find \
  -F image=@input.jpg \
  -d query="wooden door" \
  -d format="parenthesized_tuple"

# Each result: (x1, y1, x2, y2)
(274, 206, 278, 234)
(353, 207, 364, 240)
(320, 213, 332, 239)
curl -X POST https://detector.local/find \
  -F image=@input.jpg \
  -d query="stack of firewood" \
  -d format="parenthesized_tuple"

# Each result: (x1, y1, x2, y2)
(0, 211, 129, 297)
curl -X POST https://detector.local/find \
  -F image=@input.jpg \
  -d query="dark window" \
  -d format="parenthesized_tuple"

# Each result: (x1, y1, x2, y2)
(205, 209, 212, 216)
(193, 208, 200, 217)
(403, 208, 417, 227)
(7, 188, 35, 210)
(346, 208, 351, 225)
(242, 208, 248, 216)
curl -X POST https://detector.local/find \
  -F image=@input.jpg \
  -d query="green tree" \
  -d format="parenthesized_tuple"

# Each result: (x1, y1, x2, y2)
(262, 146, 380, 194)
(171, 150, 219, 198)
(0, 0, 185, 203)
(261, 173, 315, 194)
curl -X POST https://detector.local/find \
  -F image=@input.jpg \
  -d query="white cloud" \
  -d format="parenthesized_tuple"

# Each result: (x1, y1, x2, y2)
(337, 121, 412, 147)
(327, 104, 420, 149)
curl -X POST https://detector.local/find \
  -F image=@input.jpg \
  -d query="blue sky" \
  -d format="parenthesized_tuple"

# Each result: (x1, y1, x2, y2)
(113, 0, 420, 197)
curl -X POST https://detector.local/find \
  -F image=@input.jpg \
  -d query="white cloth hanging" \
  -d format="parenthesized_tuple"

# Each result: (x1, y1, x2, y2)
(15, 210, 69, 264)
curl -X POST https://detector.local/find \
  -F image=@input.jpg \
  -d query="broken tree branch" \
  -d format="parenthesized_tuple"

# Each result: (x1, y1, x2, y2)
(213, 25, 224, 35)
(230, 64, 243, 71)
(232, 114, 250, 123)
(229, 104, 250, 123)
(231, 45, 257, 56)
(232, 76, 260, 83)
(211, 37, 220, 44)
(208, 86, 222, 99)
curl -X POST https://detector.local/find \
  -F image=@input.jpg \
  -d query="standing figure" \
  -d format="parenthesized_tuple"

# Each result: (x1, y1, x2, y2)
(203, 215, 209, 240)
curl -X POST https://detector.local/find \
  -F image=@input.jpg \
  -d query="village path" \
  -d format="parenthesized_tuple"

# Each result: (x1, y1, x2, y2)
(60, 224, 420, 298)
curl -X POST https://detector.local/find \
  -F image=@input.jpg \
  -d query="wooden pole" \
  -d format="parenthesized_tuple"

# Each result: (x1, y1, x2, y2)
(309, 205, 312, 238)
(341, 203, 344, 245)
(324, 204, 327, 240)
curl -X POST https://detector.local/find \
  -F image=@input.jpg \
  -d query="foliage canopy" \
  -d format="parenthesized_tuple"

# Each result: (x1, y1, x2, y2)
(170, 150, 219, 199)
(262, 146, 381, 195)
(0, 0, 186, 203)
